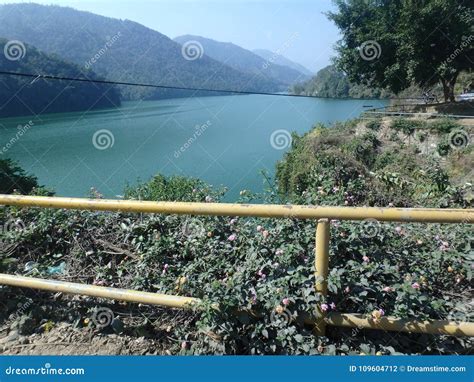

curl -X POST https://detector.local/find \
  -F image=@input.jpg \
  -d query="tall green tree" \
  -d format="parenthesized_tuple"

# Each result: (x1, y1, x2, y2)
(328, 0, 473, 102)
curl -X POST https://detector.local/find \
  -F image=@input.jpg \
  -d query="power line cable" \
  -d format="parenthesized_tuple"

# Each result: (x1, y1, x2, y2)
(0, 70, 421, 101)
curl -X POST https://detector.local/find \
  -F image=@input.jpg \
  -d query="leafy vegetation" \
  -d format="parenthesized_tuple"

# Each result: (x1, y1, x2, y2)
(0, 38, 120, 118)
(328, 0, 473, 102)
(1, 118, 472, 355)
(292, 65, 392, 99)
(0, 159, 39, 194)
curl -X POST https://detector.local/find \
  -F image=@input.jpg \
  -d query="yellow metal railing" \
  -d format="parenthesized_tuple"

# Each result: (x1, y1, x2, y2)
(0, 194, 473, 337)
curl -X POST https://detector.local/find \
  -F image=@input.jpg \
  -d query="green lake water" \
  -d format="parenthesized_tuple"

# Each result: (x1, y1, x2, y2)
(0, 95, 387, 200)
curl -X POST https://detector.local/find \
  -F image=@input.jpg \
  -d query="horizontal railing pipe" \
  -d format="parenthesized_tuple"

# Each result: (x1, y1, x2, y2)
(0, 274, 199, 309)
(325, 313, 474, 337)
(0, 195, 472, 223)
(2, 274, 473, 337)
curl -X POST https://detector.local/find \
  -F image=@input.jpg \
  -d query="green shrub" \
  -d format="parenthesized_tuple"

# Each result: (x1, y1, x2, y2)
(366, 119, 382, 131)
(429, 119, 461, 134)
(124, 174, 224, 202)
(0, 159, 39, 194)
(390, 118, 425, 136)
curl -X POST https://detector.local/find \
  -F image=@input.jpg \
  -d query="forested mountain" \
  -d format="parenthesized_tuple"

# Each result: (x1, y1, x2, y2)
(0, 38, 120, 118)
(174, 35, 309, 87)
(252, 49, 313, 77)
(0, 4, 280, 100)
(291, 65, 391, 99)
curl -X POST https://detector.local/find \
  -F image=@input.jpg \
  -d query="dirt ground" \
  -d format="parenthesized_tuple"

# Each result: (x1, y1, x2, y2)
(1, 323, 167, 355)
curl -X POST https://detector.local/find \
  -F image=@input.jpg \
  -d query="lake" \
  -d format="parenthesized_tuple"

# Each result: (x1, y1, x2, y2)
(0, 95, 387, 200)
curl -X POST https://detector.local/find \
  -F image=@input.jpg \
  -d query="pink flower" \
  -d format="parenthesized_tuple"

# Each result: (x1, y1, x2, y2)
(411, 282, 420, 289)
(275, 249, 283, 256)
(320, 303, 329, 312)
(362, 255, 370, 263)
(382, 286, 393, 293)
(378, 308, 385, 316)
(329, 302, 336, 310)
(228, 234, 237, 241)
(344, 286, 350, 293)
(230, 218, 237, 225)
(395, 226, 402, 234)
(282, 298, 290, 306)
(439, 241, 449, 251)
(256, 225, 263, 232)
(162, 264, 169, 274)
(181, 341, 188, 350)
(257, 269, 266, 280)
(262, 230, 270, 239)
(332, 186, 340, 193)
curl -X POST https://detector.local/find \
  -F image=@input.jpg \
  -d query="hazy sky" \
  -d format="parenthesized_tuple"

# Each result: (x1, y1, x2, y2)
(0, 0, 340, 72)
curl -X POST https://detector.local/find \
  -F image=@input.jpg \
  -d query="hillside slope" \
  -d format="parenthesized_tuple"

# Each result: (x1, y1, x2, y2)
(0, 4, 279, 100)
(0, 38, 120, 118)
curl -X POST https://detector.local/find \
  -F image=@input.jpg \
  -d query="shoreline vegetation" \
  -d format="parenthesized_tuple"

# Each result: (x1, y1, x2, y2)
(1, 116, 472, 355)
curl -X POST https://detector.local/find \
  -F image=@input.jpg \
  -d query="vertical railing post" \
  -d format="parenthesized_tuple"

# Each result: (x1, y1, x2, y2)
(314, 218, 330, 336)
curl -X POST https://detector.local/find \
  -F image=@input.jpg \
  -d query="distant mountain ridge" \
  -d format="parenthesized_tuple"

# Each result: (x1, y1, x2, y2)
(252, 49, 313, 77)
(0, 3, 281, 100)
(174, 35, 310, 87)
(0, 38, 120, 118)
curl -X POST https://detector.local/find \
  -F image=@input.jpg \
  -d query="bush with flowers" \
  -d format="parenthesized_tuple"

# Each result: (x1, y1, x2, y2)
(0, 117, 472, 355)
